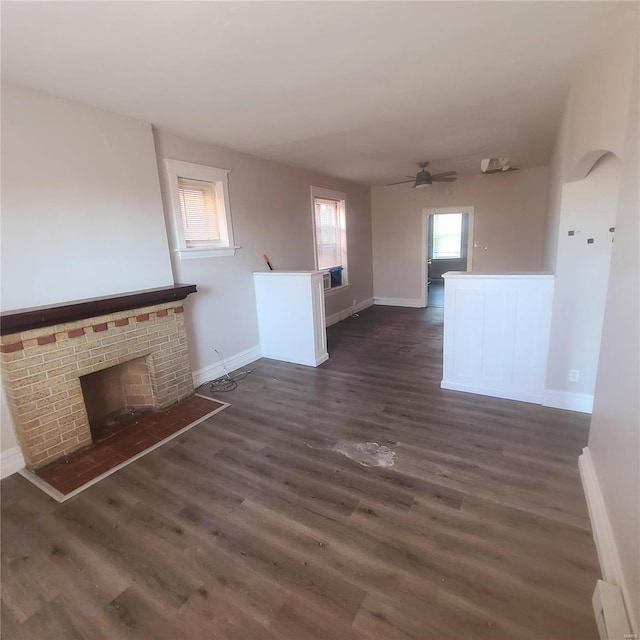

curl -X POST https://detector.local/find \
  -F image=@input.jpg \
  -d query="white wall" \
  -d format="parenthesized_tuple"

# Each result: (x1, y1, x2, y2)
(588, 65, 639, 630)
(544, 154, 621, 399)
(541, 19, 639, 630)
(541, 102, 570, 272)
(543, 24, 635, 272)
(371, 167, 549, 304)
(153, 129, 373, 380)
(0, 83, 174, 311)
(543, 20, 637, 408)
(563, 30, 636, 181)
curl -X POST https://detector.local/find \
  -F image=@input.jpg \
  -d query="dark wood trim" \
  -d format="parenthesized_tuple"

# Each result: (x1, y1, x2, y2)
(1, 284, 197, 335)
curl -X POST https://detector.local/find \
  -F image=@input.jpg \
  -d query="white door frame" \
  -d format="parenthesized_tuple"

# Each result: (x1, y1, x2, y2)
(421, 206, 475, 307)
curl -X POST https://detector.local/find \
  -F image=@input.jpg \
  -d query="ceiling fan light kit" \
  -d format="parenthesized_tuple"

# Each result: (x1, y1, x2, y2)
(387, 161, 458, 188)
(414, 175, 432, 189)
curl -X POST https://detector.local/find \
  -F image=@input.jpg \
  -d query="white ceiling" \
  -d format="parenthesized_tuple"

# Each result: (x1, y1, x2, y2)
(1, 1, 635, 185)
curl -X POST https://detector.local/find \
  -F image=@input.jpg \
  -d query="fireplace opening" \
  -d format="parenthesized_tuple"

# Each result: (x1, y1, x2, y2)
(79, 356, 154, 442)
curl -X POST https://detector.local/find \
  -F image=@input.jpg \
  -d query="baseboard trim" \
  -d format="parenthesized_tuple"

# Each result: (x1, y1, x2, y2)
(260, 351, 327, 367)
(373, 297, 424, 308)
(440, 380, 542, 405)
(326, 297, 374, 327)
(542, 389, 593, 413)
(579, 447, 636, 633)
(1, 446, 25, 479)
(192, 345, 262, 387)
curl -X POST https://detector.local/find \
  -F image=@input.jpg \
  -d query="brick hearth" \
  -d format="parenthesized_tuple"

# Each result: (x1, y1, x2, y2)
(1, 299, 194, 469)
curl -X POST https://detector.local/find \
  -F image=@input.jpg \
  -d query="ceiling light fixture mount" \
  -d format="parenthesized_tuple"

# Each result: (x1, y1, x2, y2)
(481, 157, 520, 174)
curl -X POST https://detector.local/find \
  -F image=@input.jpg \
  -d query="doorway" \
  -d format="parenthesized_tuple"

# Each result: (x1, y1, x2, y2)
(421, 207, 474, 308)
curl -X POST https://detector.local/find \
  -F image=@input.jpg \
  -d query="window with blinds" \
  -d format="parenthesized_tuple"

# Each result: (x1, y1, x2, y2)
(165, 159, 236, 259)
(314, 197, 343, 269)
(178, 177, 221, 247)
(310, 186, 348, 288)
(432, 213, 463, 259)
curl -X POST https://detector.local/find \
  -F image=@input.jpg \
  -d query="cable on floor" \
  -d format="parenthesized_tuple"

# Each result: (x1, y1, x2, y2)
(197, 348, 253, 393)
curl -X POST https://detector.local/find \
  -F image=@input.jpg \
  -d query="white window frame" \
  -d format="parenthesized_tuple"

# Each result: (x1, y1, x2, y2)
(164, 159, 238, 259)
(420, 205, 475, 308)
(310, 186, 349, 293)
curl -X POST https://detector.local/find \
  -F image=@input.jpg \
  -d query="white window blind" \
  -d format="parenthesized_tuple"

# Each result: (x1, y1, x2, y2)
(314, 197, 343, 269)
(432, 213, 463, 259)
(178, 177, 221, 247)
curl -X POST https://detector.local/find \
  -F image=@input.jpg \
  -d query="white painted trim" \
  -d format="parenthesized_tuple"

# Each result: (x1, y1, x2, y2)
(421, 206, 475, 307)
(176, 246, 240, 259)
(542, 389, 593, 413)
(374, 297, 424, 308)
(192, 345, 262, 387)
(253, 270, 323, 277)
(440, 380, 543, 405)
(1, 446, 25, 479)
(19, 395, 229, 503)
(592, 580, 632, 640)
(326, 297, 374, 327)
(579, 447, 637, 633)
(260, 351, 327, 368)
(310, 185, 347, 202)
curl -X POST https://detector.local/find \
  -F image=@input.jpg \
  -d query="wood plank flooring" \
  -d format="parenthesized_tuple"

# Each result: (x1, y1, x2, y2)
(1, 305, 600, 639)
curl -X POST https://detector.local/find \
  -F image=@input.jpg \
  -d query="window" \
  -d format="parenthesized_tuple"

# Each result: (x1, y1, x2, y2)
(432, 213, 463, 259)
(310, 186, 348, 288)
(164, 159, 237, 258)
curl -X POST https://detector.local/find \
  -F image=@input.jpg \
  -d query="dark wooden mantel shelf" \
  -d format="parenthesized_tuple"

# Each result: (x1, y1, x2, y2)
(1, 284, 197, 335)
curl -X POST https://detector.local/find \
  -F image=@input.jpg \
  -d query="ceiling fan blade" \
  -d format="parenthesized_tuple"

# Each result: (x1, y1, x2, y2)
(386, 179, 416, 186)
(432, 176, 458, 182)
(430, 171, 457, 180)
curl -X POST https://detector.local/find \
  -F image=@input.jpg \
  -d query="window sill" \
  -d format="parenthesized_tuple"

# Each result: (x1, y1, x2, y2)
(176, 246, 240, 260)
(324, 284, 350, 297)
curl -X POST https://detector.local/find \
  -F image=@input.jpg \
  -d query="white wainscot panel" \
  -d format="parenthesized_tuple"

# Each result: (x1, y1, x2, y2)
(253, 271, 328, 367)
(442, 272, 554, 404)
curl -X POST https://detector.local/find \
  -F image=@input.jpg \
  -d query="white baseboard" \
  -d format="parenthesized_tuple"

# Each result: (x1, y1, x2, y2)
(326, 297, 374, 327)
(374, 297, 425, 308)
(592, 580, 632, 640)
(543, 389, 593, 413)
(1, 446, 25, 479)
(579, 447, 636, 633)
(440, 380, 543, 405)
(192, 345, 262, 387)
(260, 351, 327, 367)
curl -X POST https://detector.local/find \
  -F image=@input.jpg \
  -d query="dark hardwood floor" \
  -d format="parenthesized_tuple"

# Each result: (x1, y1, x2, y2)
(427, 281, 444, 308)
(1, 305, 600, 639)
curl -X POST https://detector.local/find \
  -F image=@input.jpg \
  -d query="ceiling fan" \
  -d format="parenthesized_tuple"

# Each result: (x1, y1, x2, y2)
(387, 161, 458, 189)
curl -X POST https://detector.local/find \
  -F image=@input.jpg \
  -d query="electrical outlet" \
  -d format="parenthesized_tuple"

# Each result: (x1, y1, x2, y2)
(569, 369, 580, 383)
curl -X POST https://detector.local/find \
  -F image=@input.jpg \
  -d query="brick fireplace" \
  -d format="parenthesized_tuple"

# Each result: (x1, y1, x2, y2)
(1, 285, 196, 470)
